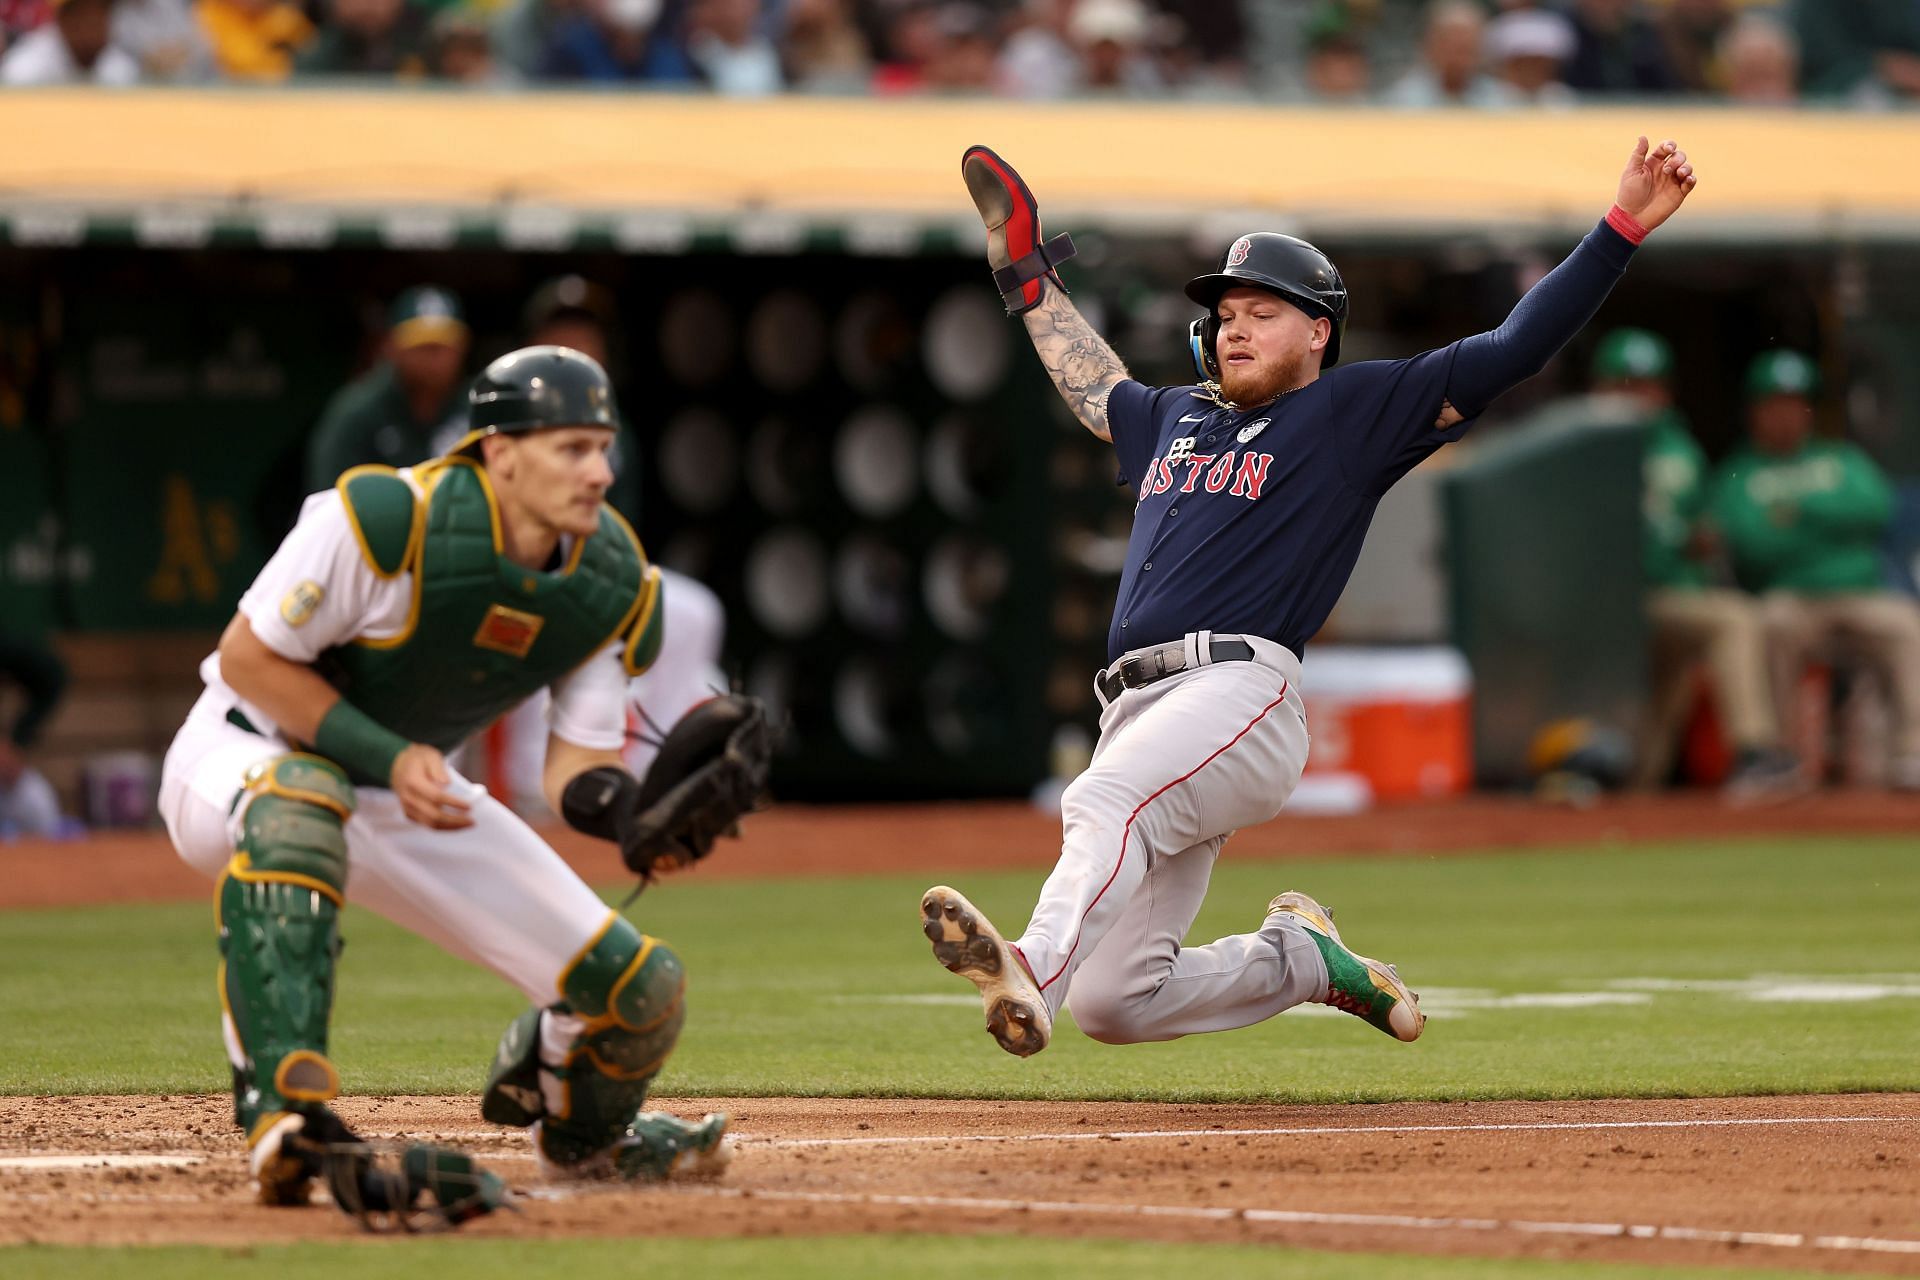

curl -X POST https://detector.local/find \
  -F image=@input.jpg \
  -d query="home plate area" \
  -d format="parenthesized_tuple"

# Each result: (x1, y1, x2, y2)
(3, 1094, 1917, 1272)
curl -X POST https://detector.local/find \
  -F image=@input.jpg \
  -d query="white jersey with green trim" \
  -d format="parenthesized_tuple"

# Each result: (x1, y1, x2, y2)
(195, 468, 630, 756)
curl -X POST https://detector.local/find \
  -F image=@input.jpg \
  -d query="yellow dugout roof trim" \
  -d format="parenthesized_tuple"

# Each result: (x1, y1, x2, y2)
(1, 91, 1918, 234)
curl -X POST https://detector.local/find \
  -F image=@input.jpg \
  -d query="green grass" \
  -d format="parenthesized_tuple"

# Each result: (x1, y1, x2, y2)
(3, 836, 1918, 1101)
(0, 1237, 1855, 1280)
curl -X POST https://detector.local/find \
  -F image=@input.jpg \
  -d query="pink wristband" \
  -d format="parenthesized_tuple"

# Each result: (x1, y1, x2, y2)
(1606, 205, 1650, 245)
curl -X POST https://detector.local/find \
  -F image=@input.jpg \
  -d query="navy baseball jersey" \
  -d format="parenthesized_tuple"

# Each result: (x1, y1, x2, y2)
(1104, 217, 1639, 661)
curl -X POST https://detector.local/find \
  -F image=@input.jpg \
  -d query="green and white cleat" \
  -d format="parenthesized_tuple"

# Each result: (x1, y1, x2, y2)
(536, 1111, 733, 1184)
(1267, 890, 1425, 1043)
(921, 885, 1051, 1058)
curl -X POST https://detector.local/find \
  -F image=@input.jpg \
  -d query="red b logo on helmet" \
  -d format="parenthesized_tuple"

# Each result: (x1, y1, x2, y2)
(1227, 237, 1251, 267)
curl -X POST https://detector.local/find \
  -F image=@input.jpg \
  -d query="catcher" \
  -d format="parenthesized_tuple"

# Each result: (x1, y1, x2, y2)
(157, 345, 771, 1225)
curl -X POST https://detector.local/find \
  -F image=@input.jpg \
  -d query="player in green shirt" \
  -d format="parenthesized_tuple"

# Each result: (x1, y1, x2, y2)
(304, 286, 473, 491)
(1591, 329, 1801, 801)
(1709, 349, 1920, 788)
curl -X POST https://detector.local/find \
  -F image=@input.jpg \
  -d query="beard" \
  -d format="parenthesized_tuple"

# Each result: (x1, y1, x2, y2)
(1217, 350, 1309, 406)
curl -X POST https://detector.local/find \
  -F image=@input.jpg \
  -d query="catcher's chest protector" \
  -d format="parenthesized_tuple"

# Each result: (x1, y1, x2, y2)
(319, 459, 647, 765)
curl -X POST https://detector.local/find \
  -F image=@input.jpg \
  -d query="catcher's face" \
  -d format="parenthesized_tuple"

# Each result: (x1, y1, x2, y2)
(489, 426, 617, 538)
(1214, 287, 1330, 405)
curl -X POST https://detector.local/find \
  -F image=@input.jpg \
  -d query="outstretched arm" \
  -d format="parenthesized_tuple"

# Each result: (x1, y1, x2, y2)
(1443, 137, 1698, 423)
(1022, 286, 1128, 442)
(960, 145, 1128, 443)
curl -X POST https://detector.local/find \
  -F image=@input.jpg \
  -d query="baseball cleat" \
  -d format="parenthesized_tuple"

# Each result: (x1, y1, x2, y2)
(246, 1105, 363, 1206)
(249, 1111, 318, 1206)
(1266, 890, 1425, 1043)
(535, 1112, 733, 1184)
(921, 885, 1051, 1058)
(1721, 747, 1813, 807)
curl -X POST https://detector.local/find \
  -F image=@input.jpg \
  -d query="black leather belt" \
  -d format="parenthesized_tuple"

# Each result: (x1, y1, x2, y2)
(1097, 636, 1258, 703)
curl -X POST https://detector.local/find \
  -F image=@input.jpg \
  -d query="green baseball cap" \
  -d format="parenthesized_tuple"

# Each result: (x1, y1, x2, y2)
(1745, 349, 1819, 400)
(1591, 328, 1672, 382)
(388, 286, 469, 349)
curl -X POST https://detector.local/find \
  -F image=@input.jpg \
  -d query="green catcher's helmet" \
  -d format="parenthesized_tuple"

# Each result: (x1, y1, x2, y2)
(1591, 328, 1673, 383)
(1745, 349, 1819, 400)
(447, 345, 619, 456)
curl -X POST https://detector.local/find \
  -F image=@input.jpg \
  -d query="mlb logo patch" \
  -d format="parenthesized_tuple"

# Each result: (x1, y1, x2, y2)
(280, 580, 325, 628)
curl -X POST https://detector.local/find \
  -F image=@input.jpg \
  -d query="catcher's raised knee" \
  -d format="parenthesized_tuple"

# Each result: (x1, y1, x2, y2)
(483, 914, 688, 1166)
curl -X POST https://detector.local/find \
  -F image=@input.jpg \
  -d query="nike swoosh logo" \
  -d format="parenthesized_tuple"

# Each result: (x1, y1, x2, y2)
(1178, 414, 1208, 423)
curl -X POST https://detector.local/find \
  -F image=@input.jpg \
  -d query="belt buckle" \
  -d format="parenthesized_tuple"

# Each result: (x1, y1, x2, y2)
(1119, 643, 1185, 690)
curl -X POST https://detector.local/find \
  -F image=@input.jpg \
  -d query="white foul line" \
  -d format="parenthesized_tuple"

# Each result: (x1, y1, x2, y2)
(0, 1154, 205, 1171)
(6, 1192, 207, 1204)
(735, 1113, 1918, 1150)
(683, 1186, 1920, 1257)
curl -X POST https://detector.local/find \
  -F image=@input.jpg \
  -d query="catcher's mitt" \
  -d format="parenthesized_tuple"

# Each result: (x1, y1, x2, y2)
(617, 693, 772, 879)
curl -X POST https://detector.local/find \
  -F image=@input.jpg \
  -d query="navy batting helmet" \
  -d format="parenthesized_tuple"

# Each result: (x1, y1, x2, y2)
(1185, 233, 1349, 379)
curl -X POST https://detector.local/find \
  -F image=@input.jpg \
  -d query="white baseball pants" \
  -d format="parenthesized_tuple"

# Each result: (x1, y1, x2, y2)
(1015, 634, 1325, 1043)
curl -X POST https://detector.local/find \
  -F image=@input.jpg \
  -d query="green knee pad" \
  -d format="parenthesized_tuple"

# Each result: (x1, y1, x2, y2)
(483, 916, 686, 1167)
(218, 754, 355, 1136)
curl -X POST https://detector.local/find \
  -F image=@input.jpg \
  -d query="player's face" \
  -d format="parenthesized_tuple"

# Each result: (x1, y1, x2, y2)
(1214, 287, 1330, 404)
(1748, 394, 1812, 456)
(493, 426, 618, 538)
(392, 339, 468, 400)
(535, 318, 609, 368)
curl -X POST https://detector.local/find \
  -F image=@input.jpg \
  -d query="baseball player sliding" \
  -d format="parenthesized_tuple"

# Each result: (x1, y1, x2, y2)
(925, 137, 1698, 1058)
(159, 346, 770, 1225)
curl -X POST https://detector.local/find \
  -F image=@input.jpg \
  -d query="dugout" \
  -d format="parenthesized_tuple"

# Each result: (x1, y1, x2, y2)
(3, 95, 1917, 803)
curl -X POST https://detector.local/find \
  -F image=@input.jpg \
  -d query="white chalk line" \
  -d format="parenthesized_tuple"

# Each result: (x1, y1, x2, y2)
(5, 1192, 207, 1204)
(0, 1154, 205, 1171)
(679, 1186, 1920, 1257)
(733, 1113, 1919, 1150)
(12, 1143, 1917, 1259)
(17, 1180, 1920, 1258)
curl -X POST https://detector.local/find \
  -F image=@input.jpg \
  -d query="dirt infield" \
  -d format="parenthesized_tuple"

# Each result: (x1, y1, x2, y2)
(5, 789, 1919, 909)
(3, 1093, 1917, 1272)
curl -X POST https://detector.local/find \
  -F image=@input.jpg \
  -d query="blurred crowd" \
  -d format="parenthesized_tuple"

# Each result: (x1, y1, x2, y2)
(0, 0, 1915, 105)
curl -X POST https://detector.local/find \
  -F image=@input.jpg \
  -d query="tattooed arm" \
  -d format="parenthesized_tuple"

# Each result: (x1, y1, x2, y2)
(1022, 286, 1129, 443)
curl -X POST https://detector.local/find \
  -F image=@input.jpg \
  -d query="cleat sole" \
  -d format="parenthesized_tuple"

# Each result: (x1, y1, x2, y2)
(921, 886, 1051, 1059)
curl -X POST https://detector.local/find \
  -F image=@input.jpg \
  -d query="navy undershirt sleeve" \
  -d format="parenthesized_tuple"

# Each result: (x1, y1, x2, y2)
(1445, 219, 1638, 418)
(1107, 379, 1179, 489)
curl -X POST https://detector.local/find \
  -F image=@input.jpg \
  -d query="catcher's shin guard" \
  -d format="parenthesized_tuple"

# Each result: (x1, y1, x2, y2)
(962, 144, 1076, 315)
(483, 913, 691, 1174)
(218, 755, 354, 1141)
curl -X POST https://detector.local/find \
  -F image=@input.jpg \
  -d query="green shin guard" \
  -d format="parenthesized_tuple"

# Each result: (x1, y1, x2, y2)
(483, 916, 690, 1172)
(218, 754, 355, 1135)
(481, 1007, 545, 1127)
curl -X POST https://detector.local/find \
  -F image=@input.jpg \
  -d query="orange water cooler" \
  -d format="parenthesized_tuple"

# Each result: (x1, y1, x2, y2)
(1295, 647, 1473, 808)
